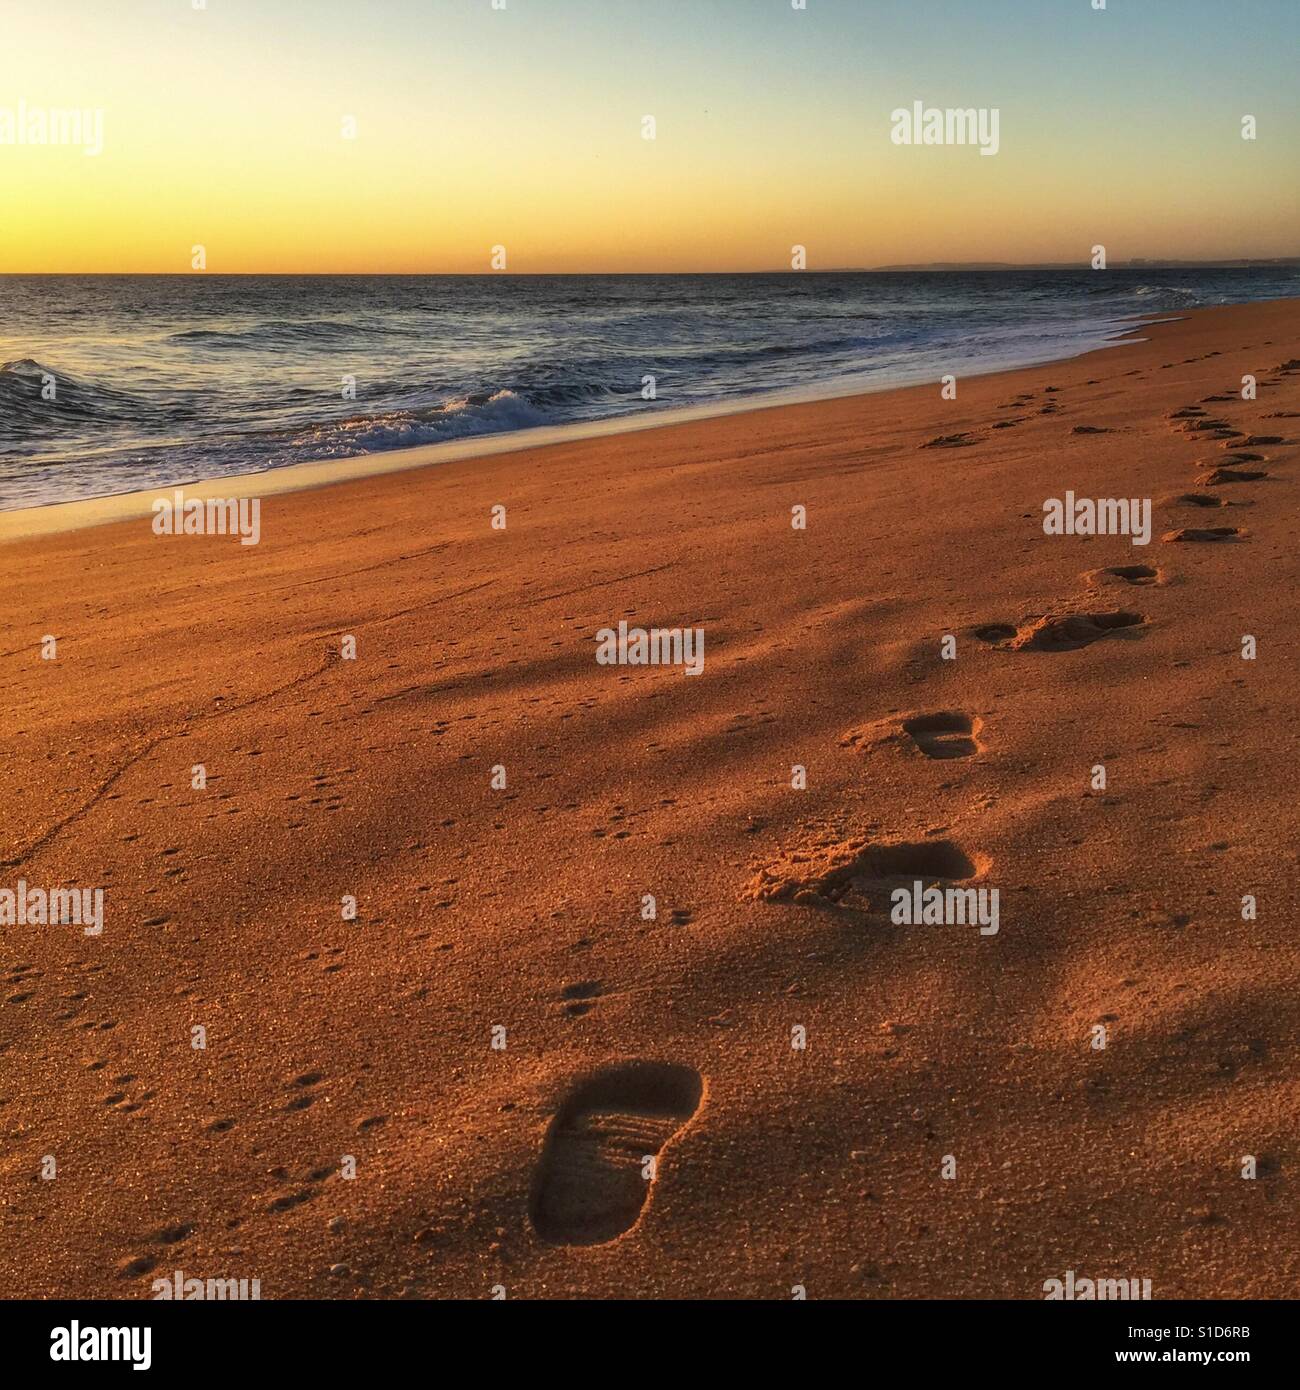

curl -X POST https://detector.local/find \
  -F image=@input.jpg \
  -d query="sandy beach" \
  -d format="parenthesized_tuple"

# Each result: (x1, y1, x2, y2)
(1, 298, 1297, 1300)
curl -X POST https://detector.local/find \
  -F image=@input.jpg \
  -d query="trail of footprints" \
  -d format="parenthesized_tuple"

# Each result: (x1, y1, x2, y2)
(751, 581, 1151, 905)
(735, 349, 1297, 1250)
(1162, 355, 1295, 539)
(95, 355, 1295, 1272)
(527, 354, 1296, 1250)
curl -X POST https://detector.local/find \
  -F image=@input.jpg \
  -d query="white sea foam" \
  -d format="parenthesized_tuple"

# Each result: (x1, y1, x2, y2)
(284, 390, 552, 457)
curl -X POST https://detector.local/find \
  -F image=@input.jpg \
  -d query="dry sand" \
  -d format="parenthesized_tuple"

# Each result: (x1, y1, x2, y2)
(1, 300, 1298, 1299)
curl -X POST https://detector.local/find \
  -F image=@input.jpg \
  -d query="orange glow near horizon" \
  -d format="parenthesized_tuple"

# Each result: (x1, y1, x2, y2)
(2, 1, 1297, 274)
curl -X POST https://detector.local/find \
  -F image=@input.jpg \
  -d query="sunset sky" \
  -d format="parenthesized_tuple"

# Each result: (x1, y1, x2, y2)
(2, 0, 1297, 273)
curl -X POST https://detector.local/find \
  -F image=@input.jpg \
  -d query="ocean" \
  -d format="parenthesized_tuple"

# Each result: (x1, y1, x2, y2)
(2, 268, 1296, 510)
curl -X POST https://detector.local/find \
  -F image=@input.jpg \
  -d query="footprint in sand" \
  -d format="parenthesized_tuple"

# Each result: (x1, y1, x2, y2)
(746, 834, 982, 904)
(530, 1062, 702, 1245)
(841, 710, 983, 760)
(1197, 467, 1268, 486)
(1162, 526, 1245, 543)
(922, 431, 983, 449)
(851, 839, 979, 881)
(1085, 564, 1165, 588)
(901, 712, 983, 759)
(1181, 419, 1242, 439)
(1165, 491, 1228, 509)
(556, 980, 603, 1017)
(1013, 611, 1146, 651)
(973, 611, 1145, 651)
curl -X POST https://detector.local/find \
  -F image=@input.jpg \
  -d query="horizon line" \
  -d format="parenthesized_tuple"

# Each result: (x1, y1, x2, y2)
(3, 258, 1299, 278)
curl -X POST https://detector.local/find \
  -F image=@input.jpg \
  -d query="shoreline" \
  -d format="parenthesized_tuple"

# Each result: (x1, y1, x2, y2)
(0, 310, 1168, 542)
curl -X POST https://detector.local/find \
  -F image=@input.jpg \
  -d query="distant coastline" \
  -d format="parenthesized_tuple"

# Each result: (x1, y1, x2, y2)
(852, 258, 1300, 273)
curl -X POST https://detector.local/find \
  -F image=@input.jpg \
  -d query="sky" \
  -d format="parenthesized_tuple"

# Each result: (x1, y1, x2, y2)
(1, 0, 1297, 273)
